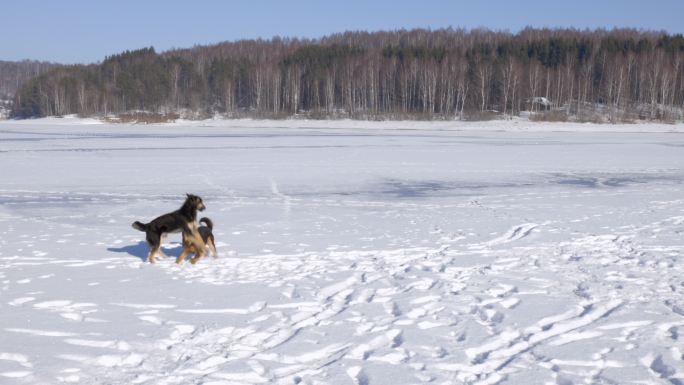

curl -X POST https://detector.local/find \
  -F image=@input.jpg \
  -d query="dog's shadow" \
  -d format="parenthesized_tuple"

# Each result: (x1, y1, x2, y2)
(108, 241, 184, 262)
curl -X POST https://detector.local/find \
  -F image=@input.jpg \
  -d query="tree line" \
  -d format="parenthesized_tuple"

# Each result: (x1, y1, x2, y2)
(0, 60, 59, 100)
(10, 28, 684, 121)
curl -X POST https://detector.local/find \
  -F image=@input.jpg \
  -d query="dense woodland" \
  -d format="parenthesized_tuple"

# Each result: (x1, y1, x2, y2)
(0, 60, 59, 100)
(10, 28, 684, 121)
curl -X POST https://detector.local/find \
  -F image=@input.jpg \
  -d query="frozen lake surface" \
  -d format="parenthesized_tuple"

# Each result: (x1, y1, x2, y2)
(1, 119, 683, 384)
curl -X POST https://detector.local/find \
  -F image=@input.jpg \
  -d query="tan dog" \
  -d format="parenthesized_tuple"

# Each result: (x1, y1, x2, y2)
(176, 217, 218, 264)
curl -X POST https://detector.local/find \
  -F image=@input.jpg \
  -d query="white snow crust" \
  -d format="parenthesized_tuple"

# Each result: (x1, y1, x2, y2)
(0, 118, 683, 384)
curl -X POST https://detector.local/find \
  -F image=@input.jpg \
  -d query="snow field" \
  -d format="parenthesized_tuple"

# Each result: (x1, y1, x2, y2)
(0, 120, 683, 384)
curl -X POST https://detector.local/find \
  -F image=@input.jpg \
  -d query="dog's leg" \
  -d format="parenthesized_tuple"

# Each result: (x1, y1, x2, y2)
(147, 233, 161, 264)
(175, 247, 191, 264)
(209, 239, 218, 258)
(148, 246, 160, 264)
(191, 242, 212, 264)
(187, 237, 205, 259)
(157, 234, 169, 258)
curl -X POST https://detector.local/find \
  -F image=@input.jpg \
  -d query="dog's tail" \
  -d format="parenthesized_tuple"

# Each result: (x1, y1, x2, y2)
(132, 221, 148, 232)
(199, 217, 213, 231)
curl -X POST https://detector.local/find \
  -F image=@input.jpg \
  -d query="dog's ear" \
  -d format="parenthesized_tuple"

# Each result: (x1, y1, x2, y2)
(186, 193, 191, 198)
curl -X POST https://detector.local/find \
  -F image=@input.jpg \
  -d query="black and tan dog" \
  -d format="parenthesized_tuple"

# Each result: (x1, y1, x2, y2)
(177, 217, 218, 265)
(132, 194, 206, 263)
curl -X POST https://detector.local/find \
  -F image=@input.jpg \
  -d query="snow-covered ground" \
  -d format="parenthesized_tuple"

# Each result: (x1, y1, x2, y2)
(0, 119, 683, 385)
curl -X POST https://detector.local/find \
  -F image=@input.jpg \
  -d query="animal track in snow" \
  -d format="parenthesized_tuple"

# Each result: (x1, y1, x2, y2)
(486, 223, 539, 246)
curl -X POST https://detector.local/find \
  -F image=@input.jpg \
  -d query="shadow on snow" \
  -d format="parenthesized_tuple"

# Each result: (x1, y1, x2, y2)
(107, 241, 184, 262)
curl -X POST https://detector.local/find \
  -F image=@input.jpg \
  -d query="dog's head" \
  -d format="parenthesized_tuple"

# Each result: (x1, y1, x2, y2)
(186, 193, 206, 211)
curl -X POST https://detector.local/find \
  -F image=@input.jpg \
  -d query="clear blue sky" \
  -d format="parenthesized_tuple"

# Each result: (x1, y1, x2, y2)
(3, 0, 683, 64)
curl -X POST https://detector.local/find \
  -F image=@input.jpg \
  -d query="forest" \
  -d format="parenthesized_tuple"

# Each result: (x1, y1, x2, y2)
(9, 28, 684, 121)
(0, 60, 58, 100)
